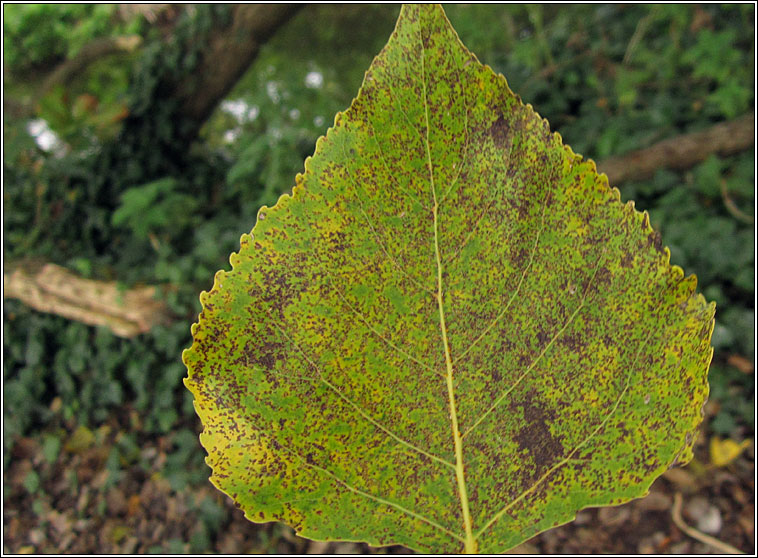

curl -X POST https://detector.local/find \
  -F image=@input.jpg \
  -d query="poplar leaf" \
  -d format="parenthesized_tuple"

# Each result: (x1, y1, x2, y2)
(184, 5, 714, 553)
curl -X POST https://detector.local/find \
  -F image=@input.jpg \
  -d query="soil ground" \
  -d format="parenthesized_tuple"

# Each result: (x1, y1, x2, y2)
(3, 405, 753, 555)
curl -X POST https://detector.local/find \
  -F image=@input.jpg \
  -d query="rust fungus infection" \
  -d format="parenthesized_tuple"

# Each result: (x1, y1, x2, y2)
(183, 4, 714, 554)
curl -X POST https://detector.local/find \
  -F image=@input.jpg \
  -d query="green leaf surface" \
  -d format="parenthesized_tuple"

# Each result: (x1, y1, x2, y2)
(184, 5, 714, 553)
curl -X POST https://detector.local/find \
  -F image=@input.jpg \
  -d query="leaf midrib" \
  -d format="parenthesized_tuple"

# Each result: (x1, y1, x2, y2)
(417, 18, 477, 554)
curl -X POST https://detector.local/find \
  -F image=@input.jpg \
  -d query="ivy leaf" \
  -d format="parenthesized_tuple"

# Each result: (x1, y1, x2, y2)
(184, 5, 714, 554)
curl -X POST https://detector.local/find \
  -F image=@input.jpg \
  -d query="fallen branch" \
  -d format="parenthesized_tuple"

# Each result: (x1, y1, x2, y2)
(3, 262, 172, 338)
(671, 492, 744, 555)
(597, 111, 755, 185)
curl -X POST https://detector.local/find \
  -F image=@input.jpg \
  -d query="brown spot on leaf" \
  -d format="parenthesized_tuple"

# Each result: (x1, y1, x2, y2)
(258, 352, 276, 369)
(647, 230, 664, 254)
(510, 389, 564, 475)
(513, 246, 528, 268)
(536, 327, 549, 346)
(489, 115, 510, 149)
(595, 266, 612, 289)
(559, 333, 585, 353)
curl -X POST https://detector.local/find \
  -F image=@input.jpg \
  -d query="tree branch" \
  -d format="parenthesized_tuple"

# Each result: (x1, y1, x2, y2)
(173, 4, 303, 132)
(38, 36, 143, 100)
(597, 111, 755, 185)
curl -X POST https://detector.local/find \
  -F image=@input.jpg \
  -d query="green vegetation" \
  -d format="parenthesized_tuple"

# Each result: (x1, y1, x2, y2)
(3, 4, 141, 74)
(3, 4, 753, 553)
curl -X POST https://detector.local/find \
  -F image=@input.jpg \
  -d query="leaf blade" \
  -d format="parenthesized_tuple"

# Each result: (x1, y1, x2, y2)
(184, 4, 714, 553)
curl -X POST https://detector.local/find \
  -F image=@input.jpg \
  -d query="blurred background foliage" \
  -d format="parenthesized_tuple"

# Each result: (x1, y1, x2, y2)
(3, 4, 754, 553)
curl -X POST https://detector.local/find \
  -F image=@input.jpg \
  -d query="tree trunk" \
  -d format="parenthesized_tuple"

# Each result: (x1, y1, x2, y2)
(173, 4, 303, 138)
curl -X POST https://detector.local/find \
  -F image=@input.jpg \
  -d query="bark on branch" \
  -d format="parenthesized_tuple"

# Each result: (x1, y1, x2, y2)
(597, 111, 755, 185)
(174, 4, 303, 134)
(4, 262, 172, 338)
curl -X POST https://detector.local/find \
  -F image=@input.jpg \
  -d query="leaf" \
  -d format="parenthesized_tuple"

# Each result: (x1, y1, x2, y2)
(112, 177, 197, 239)
(709, 436, 750, 468)
(183, 5, 714, 553)
(64, 425, 95, 454)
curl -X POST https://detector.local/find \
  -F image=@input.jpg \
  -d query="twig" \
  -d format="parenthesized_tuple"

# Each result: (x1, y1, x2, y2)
(623, 10, 655, 65)
(526, 5, 554, 67)
(671, 492, 745, 555)
(720, 180, 754, 224)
